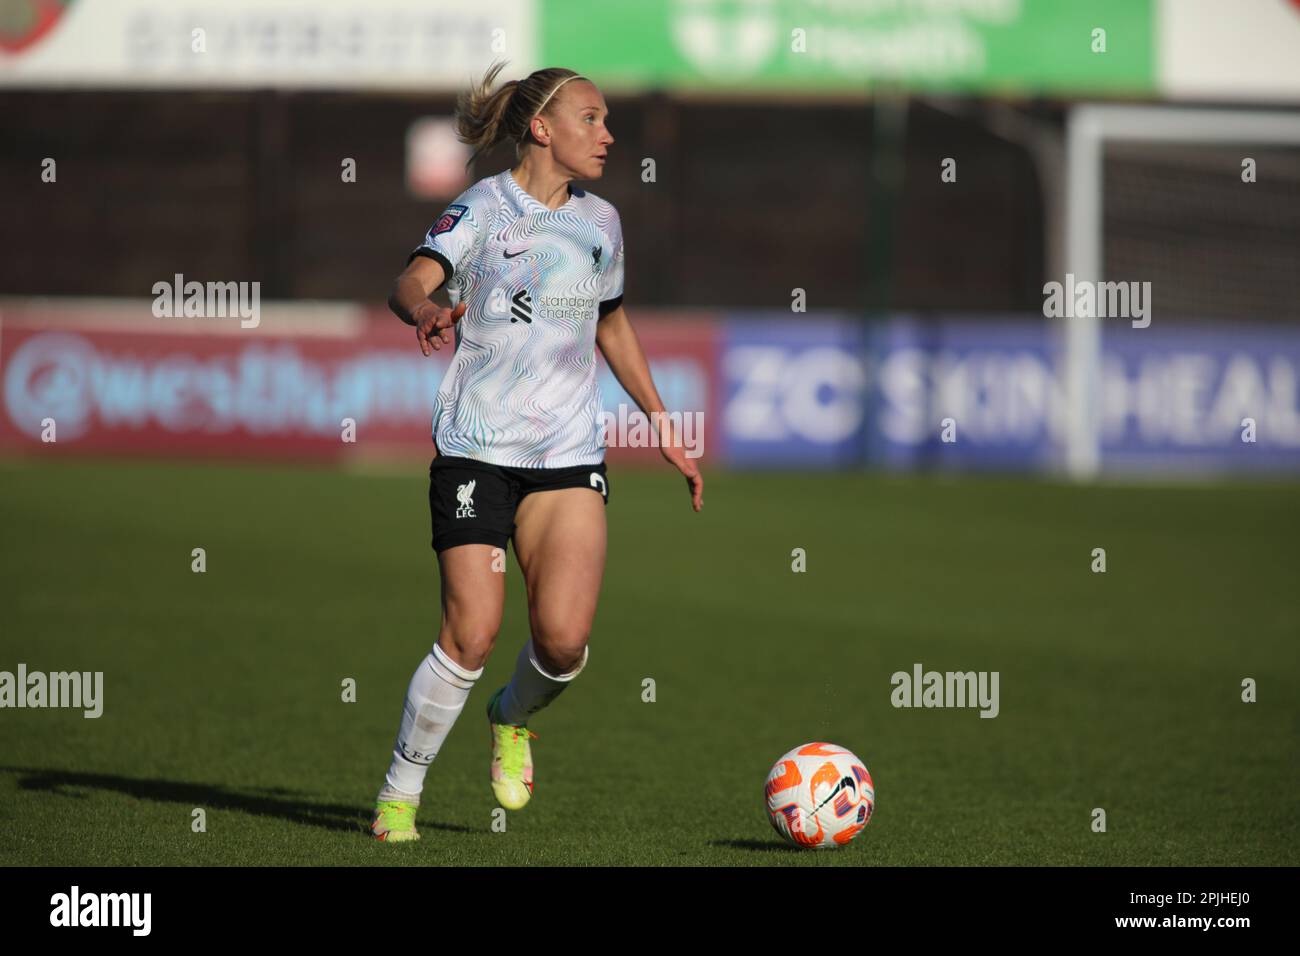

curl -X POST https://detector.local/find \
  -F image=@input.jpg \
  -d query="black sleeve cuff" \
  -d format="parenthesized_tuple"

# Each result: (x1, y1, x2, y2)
(408, 247, 455, 284)
(598, 294, 623, 318)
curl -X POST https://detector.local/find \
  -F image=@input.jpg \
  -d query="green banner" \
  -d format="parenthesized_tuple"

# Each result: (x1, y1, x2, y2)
(541, 0, 1154, 95)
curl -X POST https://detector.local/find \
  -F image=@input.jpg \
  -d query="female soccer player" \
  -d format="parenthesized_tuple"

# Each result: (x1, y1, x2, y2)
(371, 63, 703, 841)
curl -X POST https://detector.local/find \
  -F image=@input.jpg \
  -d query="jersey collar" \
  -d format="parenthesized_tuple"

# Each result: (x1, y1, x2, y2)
(504, 169, 577, 215)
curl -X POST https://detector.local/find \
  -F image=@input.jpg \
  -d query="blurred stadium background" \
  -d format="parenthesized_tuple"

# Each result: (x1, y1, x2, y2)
(3, 0, 1299, 475)
(1, 0, 1298, 866)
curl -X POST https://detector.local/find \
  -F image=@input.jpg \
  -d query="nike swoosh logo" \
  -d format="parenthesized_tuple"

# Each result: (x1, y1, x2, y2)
(809, 776, 856, 817)
(503, 248, 528, 258)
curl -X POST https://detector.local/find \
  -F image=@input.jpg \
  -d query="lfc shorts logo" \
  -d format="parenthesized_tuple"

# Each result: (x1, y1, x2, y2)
(455, 480, 477, 519)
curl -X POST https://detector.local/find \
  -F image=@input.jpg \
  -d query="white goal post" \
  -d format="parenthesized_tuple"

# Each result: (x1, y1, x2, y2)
(1062, 104, 1300, 480)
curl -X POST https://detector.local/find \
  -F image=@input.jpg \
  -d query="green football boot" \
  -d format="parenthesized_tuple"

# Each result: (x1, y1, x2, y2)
(487, 686, 538, 810)
(371, 800, 421, 842)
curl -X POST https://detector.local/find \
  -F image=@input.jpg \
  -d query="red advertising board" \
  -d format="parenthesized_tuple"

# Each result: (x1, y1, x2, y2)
(0, 300, 719, 466)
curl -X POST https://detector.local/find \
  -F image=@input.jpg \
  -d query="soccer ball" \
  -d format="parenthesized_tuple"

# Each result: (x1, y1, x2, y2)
(765, 742, 874, 849)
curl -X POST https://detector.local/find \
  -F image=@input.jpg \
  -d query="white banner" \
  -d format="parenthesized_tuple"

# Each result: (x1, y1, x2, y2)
(0, 0, 536, 89)
(1158, 0, 1300, 102)
(7, 0, 1300, 101)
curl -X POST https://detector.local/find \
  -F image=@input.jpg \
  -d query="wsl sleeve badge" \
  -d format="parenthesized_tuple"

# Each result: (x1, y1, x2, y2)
(429, 203, 469, 238)
(765, 742, 874, 849)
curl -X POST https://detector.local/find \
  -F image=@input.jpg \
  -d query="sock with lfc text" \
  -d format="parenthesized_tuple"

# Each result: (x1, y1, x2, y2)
(380, 643, 482, 801)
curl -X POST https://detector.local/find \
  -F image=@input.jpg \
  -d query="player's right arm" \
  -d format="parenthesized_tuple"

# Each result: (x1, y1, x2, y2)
(388, 258, 463, 355)
(391, 190, 492, 355)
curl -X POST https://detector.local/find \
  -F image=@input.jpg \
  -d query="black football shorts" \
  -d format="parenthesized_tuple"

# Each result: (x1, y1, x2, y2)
(428, 454, 610, 553)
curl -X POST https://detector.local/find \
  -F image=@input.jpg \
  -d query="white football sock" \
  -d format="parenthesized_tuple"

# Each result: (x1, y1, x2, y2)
(381, 643, 483, 800)
(494, 640, 588, 726)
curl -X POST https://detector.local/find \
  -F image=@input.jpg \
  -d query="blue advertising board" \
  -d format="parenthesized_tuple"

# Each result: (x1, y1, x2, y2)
(717, 313, 1300, 474)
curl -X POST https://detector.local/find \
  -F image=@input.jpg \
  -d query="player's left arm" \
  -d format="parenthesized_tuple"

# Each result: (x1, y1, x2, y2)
(596, 305, 703, 512)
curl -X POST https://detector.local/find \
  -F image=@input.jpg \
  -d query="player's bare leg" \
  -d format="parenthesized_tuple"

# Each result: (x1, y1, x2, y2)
(485, 488, 606, 809)
(373, 543, 505, 840)
(435, 543, 508, 672)
(514, 487, 606, 676)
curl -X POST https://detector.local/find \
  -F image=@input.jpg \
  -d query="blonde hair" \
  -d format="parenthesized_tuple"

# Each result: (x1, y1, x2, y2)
(455, 61, 590, 167)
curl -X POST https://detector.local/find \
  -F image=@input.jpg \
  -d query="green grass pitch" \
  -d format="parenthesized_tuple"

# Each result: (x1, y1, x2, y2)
(1, 457, 1296, 866)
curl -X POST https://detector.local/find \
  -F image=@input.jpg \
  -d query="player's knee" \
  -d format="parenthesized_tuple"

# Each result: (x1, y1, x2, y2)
(437, 625, 497, 672)
(530, 628, 588, 676)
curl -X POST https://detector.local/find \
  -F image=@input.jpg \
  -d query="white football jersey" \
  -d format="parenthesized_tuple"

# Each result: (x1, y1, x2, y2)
(409, 169, 625, 468)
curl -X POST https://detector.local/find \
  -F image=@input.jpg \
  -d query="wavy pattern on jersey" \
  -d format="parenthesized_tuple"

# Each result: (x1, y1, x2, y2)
(423, 169, 623, 469)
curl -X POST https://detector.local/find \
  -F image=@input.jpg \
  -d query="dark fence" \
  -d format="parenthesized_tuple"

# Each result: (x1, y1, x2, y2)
(4, 89, 1056, 311)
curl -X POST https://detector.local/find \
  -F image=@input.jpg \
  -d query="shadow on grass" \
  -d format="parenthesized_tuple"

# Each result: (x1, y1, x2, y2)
(708, 838, 803, 854)
(0, 765, 474, 836)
